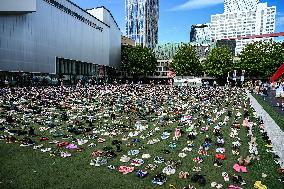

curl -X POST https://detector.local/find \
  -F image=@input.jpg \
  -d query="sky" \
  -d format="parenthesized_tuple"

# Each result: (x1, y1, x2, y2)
(73, 0, 284, 43)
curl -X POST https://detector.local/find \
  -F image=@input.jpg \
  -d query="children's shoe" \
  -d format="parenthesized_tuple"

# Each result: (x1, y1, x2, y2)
(136, 170, 148, 178)
(216, 184, 223, 189)
(152, 173, 167, 185)
(254, 181, 267, 189)
(211, 182, 217, 187)
(222, 172, 229, 181)
(162, 165, 176, 175)
(142, 154, 151, 159)
(107, 165, 116, 170)
(179, 171, 189, 179)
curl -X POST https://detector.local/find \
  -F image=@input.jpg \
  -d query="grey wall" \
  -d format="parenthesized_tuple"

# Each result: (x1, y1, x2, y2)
(0, 0, 121, 73)
(0, 0, 36, 13)
(87, 7, 121, 69)
(100, 8, 121, 69)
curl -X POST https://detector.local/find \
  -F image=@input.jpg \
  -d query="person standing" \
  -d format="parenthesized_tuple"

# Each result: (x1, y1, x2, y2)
(280, 81, 284, 109)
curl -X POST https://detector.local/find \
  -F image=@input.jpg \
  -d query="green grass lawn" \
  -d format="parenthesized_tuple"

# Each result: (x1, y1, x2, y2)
(252, 94, 284, 132)
(0, 93, 283, 189)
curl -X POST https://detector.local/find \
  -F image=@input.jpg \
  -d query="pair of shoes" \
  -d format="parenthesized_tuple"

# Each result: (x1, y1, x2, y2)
(232, 175, 246, 185)
(179, 171, 189, 179)
(211, 182, 223, 188)
(278, 176, 284, 183)
(214, 159, 223, 167)
(120, 155, 131, 162)
(277, 168, 284, 174)
(39, 137, 49, 141)
(136, 170, 148, 178)
(60, 152, 71, 158)
(178, 152, 187, 158)
(233, 164, 248, 173)
(193, 156, 204, 163)
(152, 173, 167, 185)
(216, 147, 225, 153)
(191, 174, 206, 186)
(222, 172, 229, 181)
(142, 154, 151, 159)
(90, 157, 107, 166)
(66, 143, 78, 150)
(216, 154, 226, 160)
(108, 165, 115, 170)
(169, 142, 177, 149)
(118, 166, 134, 174)
(265, 144, 272, 148)
(192, 166, 201, 172)
(162, 165, 176, 175)
(254, 181, 267, 189)
(154, 156, 165, 164)
(127, 149, 140, 156)
(41, 148, 51, 152)
(145, 164, 157, 171)
(33, 144, 43, 149)
(130, 158, 144, 166)
(57, 141, 69, 147)
(182, 185, 196, 189)
(228, 185, 242, 189)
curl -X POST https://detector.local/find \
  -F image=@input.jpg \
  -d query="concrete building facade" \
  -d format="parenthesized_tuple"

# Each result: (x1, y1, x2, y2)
(224, 0, 259, 13)
(0, 0, 121, 76)
(211, 1, 276, 55)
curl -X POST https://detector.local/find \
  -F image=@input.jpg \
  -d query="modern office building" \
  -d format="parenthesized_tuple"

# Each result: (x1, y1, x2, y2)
(121, 36, 135, 47)
(211, 1, 276, 55)
(224, 0, 259, 13)
(153, 43, 181, 77)
(190, 24, 211, 44)
(125, 0, 159, 49)
(0, 0, 121, 78)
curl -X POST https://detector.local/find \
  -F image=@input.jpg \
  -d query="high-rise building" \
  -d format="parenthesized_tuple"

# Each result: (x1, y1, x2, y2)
(211, 1, 276, 55)
(224, 0, 259, 13)
(190, 24, 211, 44)
(125, 0, 159, 49)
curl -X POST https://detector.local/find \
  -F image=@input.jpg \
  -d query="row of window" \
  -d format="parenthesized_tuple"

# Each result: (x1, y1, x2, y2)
(43, 0, 104, 32)
(56, 58, 98, 76)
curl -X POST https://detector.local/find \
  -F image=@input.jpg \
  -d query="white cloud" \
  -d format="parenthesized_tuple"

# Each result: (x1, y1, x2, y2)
(170, 0, 224, 11)
(277, 16, 284, 26)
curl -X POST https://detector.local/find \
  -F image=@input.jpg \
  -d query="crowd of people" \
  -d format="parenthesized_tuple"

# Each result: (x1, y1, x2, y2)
(0, 84, 283, 188)
(245, 80, 284, 109)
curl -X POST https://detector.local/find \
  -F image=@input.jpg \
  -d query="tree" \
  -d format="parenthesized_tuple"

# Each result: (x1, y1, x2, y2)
(238, 40, 284, 78)
(170, 43, 202, 76)
(203, 47, 234, 78)
(121, 45, 157, 77)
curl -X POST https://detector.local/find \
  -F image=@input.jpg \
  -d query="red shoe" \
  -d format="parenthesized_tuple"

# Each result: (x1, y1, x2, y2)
(215, 154, 226, 160)
(57, 141, 69, 147)
(39, 137, 49, 141)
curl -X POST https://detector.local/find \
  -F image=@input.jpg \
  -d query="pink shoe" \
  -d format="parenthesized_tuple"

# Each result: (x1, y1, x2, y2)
(233, 164, 241, 172)
(240, 166, 248, 173)
(228, 185, 242, 189)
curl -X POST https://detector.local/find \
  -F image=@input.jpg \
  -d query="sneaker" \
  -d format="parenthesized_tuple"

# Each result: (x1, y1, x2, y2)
(40, 148, 51, 152)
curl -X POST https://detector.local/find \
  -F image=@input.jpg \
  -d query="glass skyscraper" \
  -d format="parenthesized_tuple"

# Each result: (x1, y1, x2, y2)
(125, 0, 159, 49)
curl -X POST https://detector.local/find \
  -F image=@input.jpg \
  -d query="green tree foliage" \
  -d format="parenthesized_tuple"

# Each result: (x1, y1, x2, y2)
(170, 43, 202, 76)
(238, 40, 284, 78)
(203, 47, 234, 78)
(121, 45, 157, 77)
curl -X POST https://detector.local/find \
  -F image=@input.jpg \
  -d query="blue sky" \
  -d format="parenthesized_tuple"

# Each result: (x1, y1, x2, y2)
(73, 0, 284, 43)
